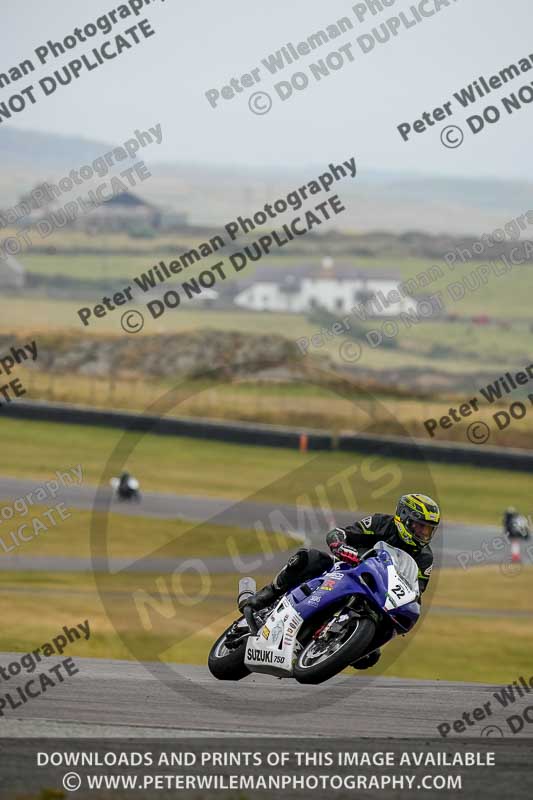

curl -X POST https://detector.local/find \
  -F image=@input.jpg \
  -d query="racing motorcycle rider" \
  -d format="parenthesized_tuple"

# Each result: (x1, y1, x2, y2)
(502, 506, 530, 562)
(502, 507, 530, 539)
(118, 472, 138, 499)
(239, 493, 441, 670)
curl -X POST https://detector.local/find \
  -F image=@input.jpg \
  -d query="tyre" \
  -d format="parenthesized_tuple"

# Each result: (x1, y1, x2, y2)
(294, 616, 375, 685)
(208, 621, 251, 681)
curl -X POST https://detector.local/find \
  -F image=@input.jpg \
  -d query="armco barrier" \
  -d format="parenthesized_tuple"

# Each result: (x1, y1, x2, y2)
(1, 400, 332, 451)
(338, 431, 533, 472)
(3, 400, 533, 471)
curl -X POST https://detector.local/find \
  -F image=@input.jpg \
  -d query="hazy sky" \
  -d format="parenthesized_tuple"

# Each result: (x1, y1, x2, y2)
(2, 0, 532, 179)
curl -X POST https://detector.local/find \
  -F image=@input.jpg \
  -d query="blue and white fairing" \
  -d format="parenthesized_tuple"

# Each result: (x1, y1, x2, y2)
(244, 541, 421, 677)
(290, 541, 420, 630)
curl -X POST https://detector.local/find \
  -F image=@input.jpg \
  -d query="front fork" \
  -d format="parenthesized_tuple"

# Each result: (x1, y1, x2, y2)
(313, 596, 378, 642)
(334, 596, 390, 654)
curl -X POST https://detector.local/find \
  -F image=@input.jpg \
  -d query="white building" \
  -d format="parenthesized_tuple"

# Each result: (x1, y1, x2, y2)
(233, 262, 418, 317)
(0, 254, 25, 289)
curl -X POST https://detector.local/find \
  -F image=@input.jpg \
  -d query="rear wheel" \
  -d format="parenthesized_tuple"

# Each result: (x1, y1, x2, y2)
(294, 616, 375, 685)
(208, 620, 251, 681)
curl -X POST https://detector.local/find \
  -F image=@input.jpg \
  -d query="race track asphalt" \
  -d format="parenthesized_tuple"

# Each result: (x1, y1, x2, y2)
(0, 475, 524, 572)
(1, 655, 530, 739)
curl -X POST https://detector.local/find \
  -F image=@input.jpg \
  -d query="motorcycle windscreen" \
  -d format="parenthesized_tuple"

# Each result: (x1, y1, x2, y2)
(364, 541, 420, 611)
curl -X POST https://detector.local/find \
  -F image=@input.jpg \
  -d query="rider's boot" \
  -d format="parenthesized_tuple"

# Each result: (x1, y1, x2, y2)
(351, 649, 381, 670)
(238, 582, 281, 612)
(238, 549, 334, 613)
(238, 553, 306, 612)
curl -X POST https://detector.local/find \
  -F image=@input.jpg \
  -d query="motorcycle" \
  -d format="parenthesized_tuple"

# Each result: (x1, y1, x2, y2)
(110, 476, 141, 502)
(208, 541, 420, 685)
(507, 514, 530, 540)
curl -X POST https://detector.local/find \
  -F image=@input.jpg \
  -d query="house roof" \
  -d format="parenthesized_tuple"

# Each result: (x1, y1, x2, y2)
(104, 192, 155, 208)
(238, 264, 400, 286)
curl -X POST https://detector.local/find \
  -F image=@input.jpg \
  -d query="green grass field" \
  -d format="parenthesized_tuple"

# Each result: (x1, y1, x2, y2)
(0, 566, 530, 682)
(0, 507, 295, 561)
(0, 406, 529, 684)
(0, 417, 530, 526)
(22, 252, 437, 282)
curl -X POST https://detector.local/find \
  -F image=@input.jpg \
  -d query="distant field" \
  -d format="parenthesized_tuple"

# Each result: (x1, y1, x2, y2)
(0, 417, 531, 525)
(22, 252, 435, 281)
(23, 253, 164, 280)
(17, 247, 533, 320)
(2, 295, 530, 383)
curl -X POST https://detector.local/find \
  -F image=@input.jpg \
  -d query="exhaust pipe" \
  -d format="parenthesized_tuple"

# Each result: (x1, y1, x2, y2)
(238, 578, 259, 635)
(237, 577, 256, 609)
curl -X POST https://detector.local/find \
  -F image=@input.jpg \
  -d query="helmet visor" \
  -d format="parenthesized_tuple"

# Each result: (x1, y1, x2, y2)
(409, 520, 438, 544)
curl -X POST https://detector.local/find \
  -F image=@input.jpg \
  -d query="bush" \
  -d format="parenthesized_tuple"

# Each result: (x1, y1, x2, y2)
(128, 225, 157, 239)
(306, 306, 398, 349)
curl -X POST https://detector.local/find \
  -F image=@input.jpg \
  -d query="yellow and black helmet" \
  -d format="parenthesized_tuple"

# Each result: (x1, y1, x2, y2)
(395, 493, 441, 547)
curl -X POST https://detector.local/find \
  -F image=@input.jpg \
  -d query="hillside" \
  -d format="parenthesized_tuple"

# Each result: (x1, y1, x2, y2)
(1, 127, 531, 233)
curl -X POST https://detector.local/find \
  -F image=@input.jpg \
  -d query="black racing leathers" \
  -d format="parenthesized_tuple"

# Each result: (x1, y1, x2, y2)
(330, 513, 434, 594)
(262, 512, 434, 607)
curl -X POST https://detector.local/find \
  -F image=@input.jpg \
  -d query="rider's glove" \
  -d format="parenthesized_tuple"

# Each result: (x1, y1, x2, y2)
(335, 544, 361, 566)
(326, 528, 347, 555)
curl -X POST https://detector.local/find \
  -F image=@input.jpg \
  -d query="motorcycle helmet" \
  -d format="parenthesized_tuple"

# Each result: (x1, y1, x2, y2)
(395, 493, 440, 546)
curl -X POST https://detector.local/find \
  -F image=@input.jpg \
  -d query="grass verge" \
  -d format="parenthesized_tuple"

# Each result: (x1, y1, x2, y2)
(0, 566, 530, 684)
(0, 507, 295, 560)
(0, 417, 530, 526)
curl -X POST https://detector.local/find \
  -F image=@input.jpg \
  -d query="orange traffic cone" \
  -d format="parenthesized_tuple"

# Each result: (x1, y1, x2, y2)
(511, 539, 521, 563)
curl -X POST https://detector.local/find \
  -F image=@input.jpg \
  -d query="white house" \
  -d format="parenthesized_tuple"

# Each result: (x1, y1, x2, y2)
(0, 254, 25, 289)
(233, 262, 419, 317)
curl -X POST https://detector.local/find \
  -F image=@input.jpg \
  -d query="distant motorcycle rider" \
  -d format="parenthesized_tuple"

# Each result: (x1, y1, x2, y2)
(503, 507, 530, 539)
(502, 507, 530, 563)
(117, 472, 139, 499)
(240, 493, 441, 668)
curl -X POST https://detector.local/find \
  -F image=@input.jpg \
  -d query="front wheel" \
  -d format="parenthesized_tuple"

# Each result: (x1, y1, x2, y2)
(208, 620, 251, 681)
(294, 616, 375, 685)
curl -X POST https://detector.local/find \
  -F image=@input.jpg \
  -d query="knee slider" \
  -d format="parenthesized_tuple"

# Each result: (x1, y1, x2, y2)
(286, 548, 309, 573)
